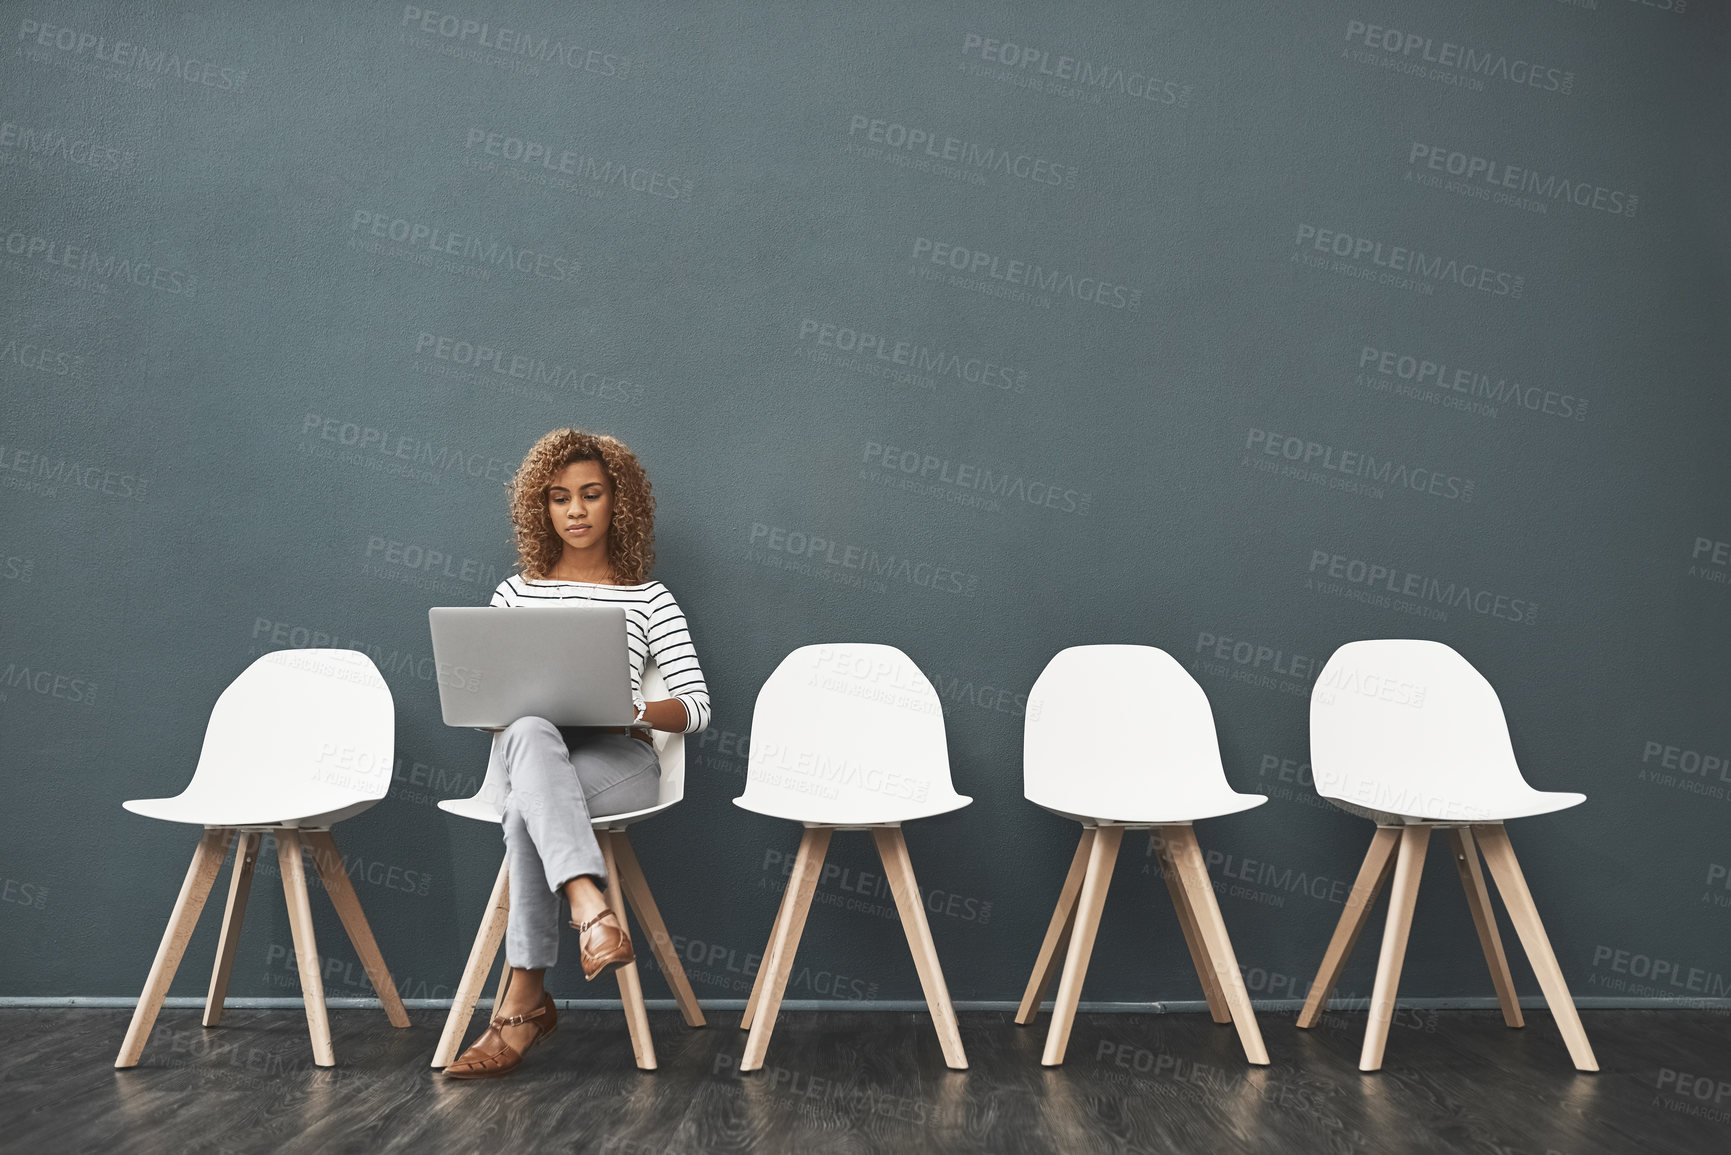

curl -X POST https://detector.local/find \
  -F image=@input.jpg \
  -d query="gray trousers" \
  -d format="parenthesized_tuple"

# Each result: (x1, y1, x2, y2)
(497, 716, 661, 970)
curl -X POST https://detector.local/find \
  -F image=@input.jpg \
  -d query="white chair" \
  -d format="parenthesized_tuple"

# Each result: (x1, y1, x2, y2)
(1015, 644, 1270, 1066)
(1297, 638, 1597, 1072)
(734, 643, 971, 1071)
(430, 660, 706, 1071)
(115, 648, 409, 1069)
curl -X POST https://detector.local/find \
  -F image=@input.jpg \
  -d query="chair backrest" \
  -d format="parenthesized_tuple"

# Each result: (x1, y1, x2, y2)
(184, 648, 394, 812)
(737, 643, 967, 825)
(465, 657, 685, 818)
(641, 659, 685, 807)
(1024, 644, 1241, 819)
(1309, 639, 1530, 822)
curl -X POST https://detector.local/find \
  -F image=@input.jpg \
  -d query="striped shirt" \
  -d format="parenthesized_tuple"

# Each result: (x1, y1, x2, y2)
(488, 575, 711, 734)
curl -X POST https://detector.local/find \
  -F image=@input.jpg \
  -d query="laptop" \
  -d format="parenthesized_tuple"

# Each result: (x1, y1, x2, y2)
(428, 605, 639, 728)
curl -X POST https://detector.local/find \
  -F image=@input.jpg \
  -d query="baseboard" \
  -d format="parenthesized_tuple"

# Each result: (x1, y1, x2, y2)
(4, 996, 1728, 1012)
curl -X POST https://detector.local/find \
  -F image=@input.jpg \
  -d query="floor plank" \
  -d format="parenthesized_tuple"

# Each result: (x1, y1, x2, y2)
(0, 1008, 1724, 1154)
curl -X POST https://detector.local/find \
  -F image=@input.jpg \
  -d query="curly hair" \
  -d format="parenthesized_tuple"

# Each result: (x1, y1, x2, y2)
(506, 427, 655, 584)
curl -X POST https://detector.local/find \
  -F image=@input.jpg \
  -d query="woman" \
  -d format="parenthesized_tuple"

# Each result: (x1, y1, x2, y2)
(444, 427, 711, 1079)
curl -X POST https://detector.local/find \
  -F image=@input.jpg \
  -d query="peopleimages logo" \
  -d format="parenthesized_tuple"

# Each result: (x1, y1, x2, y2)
(462, 129, 692, 200)
(861, 440, 1091, 516)
(412, 331, 641, 403)
(796, 318, 1028, 394)
(0, 658, 98, 706)
(911, 236, 1143, 310)
(845, 114, 1077, 189)
(1192, 630, 1317, 698)
(347, 209, 578, 283)
(364, 536, 500, 590)
(1654, 1067, 1731, 1125)
(250, 617, 479, 692)
(1589, 945, 1728, 997)
(0, 118, 138, 175)
(1294, 224, 1524, 298)
(0, 442, 149, 500)
(1688, 536, 1731, 590)
(747, 522, 980, 597)
(397, 6, 629, 77)
(1202, 848, 1357, 907)
(752, 741, 933, 803)
(17, 19, 248, 91)
(1, 228, 198, 297)
(1407, 143, 1636, 218)
(958, 33, 1194, 106)
(1245, 428, 1475, 503)
(0, 549, 34, 583)
(1644, 741, 1731, 783)
(1343, 19, 1574, 95)
(1358, 344, 1587, 422)
(1623, 0, 1688, 16)
(1638, 737, 1730, 802)
(301, 412, 516, 483)
(2, 330, 85, 378)
(931, 668, 1028, 718)
(1308, 550, 1538, 625)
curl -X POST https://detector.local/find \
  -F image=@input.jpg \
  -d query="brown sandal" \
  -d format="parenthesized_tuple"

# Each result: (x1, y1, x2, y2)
(571, 908, 635, 981)
(443, 970, 557, 1079)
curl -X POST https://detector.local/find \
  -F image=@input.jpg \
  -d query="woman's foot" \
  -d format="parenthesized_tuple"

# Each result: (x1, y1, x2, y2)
(444, 972, 556, 1079)
(571, 908, 635, 980)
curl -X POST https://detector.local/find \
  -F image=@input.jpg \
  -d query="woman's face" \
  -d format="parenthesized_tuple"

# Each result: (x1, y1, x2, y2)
(547, 459, 612, 557)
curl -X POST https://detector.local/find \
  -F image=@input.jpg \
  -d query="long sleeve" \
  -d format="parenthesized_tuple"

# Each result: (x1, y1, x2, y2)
(645, 583, 711, 733)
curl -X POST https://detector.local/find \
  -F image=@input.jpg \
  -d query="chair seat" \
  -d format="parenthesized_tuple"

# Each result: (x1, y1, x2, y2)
(437, 795, 680, 828)
(1320, 785, 1585, 825)
(123, 790, 382, 828)
(1030, 792, 1267, 827)
(730, 794, 973, 826)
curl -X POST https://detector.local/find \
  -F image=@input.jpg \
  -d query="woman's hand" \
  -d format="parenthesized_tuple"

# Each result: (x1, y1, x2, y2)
(636, 697, 690, 733)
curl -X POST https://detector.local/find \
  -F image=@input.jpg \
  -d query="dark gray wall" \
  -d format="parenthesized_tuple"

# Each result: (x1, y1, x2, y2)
(4, 1, 1727, 1011)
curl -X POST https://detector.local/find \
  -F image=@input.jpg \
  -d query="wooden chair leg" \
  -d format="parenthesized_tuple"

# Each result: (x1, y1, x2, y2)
(872, 827, 967, 1069)
(740, 826, 831, 1072)
(1360, 824, 1430, 1072)
(275, 831, 335, 1066)
(741, 870, 792, 1031)
(1473, 823, 1598, 1072)
(1015, 828, 1095, 1025)
(1154, 830, 1230, 1024)
(276, 828, 335, 1067)
(1041, 824, 1122, 1066)
(1162, 825, 1269, 1065)
(115, 827, 235, 1067)
(599, 831, 657, 1070)
(1448, 827, 1523, 1029)
(612, 829, 706, 1028)
(1298, 826, 1401, 1028)
(301, 830, 410, 1029)
(204, 831, 259, 1027)
(431, 858, 511, 1068)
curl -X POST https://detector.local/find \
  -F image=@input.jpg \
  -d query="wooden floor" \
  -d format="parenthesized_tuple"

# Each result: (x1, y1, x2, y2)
(1, 1007, 1725, 1153)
